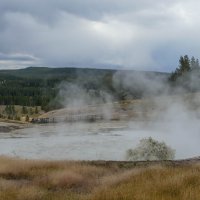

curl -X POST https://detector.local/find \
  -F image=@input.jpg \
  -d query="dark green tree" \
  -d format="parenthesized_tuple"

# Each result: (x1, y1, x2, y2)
(22, 106, 28, 114)
(30, 108, 33, 115)
(190, 56, 196, 69)
(191, 57, 200, 70)
(179, 55, 191, 74)
(35, 106, 38, 114)
(169, 55, 191, 82)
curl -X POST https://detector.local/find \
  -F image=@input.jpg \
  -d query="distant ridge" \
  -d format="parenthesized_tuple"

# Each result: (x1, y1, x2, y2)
(0, 66, 169, 79)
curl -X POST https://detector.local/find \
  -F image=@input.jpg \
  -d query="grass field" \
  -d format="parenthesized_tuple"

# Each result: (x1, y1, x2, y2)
(0, 157, 199, 200)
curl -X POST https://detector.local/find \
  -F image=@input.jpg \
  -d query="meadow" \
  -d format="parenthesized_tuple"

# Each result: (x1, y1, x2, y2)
(0, 156, 199, 200)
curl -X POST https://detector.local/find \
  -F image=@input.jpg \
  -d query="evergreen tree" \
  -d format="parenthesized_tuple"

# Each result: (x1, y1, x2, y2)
(11, 105, 16, 115)
(195, 59, 200, 69)
(191, 57, 200, 70)
(22, 106, 28, 114)
(35, 106, 38, 114)
(179, 55, 191, 74)
(169, 55, 192, 82)
(30, 107, 33, 115)
(190, 56, 196, 69)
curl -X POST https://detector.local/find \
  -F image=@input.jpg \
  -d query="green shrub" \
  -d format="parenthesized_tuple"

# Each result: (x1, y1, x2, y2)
(126, 137, 175, 161)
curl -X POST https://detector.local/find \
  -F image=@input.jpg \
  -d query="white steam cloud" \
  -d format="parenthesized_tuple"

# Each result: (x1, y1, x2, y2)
(49, 69, 200, 160)
(1, 70, 200, 161)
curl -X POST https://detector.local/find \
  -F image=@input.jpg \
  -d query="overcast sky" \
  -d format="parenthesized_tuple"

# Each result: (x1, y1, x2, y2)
(0, 0, 200, 71)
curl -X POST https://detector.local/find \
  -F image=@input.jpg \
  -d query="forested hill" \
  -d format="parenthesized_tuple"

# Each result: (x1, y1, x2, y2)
(0, 67, 169, 111)
(0, 67, 116, 79)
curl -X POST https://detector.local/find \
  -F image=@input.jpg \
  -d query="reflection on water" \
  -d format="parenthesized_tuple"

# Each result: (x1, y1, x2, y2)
(0, 122, 199, 160)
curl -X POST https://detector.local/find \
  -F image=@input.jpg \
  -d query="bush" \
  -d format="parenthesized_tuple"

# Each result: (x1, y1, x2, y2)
(126, 137, 175, 161)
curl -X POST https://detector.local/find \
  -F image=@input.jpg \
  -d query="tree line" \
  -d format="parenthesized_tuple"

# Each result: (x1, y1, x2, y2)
(0, 67, 167, 111)
(169, 55, 200, 92)
(0, 57, 199, 114)
(169, 55, 200, 82)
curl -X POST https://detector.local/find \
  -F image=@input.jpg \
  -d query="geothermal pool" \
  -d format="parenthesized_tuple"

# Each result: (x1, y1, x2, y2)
(0, 122, 199, 160)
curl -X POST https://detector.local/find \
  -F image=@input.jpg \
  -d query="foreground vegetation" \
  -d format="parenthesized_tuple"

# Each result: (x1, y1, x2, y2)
(0, 156, 199, 200)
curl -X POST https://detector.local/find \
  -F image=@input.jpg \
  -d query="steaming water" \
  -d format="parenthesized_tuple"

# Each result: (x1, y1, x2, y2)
(0, 122, 199, 160)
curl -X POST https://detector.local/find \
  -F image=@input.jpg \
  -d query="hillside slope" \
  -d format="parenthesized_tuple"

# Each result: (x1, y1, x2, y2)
(0, 67, 169, 111)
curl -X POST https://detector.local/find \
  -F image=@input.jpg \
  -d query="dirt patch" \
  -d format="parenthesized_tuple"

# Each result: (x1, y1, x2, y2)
(0, 122, 29, 132)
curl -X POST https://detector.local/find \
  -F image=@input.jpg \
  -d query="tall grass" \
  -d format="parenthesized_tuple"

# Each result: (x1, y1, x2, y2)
(0, 156, 199, 200)
(90, 165, 200, 200)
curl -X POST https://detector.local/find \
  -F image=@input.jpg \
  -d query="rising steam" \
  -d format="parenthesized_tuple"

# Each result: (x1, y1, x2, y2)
(51, 67, 200, 160)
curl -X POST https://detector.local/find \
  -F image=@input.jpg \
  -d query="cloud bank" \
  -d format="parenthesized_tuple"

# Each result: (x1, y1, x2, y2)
(0, 0, 200, 70)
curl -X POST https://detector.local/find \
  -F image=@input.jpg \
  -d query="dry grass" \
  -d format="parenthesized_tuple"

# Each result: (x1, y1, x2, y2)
(0, 156, 199, 200)
(90, 164, 200, 200)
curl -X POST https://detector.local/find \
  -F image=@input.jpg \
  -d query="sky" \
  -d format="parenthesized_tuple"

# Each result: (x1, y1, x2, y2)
(0, 0, 200, 72)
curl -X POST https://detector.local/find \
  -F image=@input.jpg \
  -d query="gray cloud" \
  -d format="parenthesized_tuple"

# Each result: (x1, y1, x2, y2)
(0, 0, 175, 21)
(0, 53, 38, 61)
(0, 52, 40, 69)
(0, 0, 200, 70)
